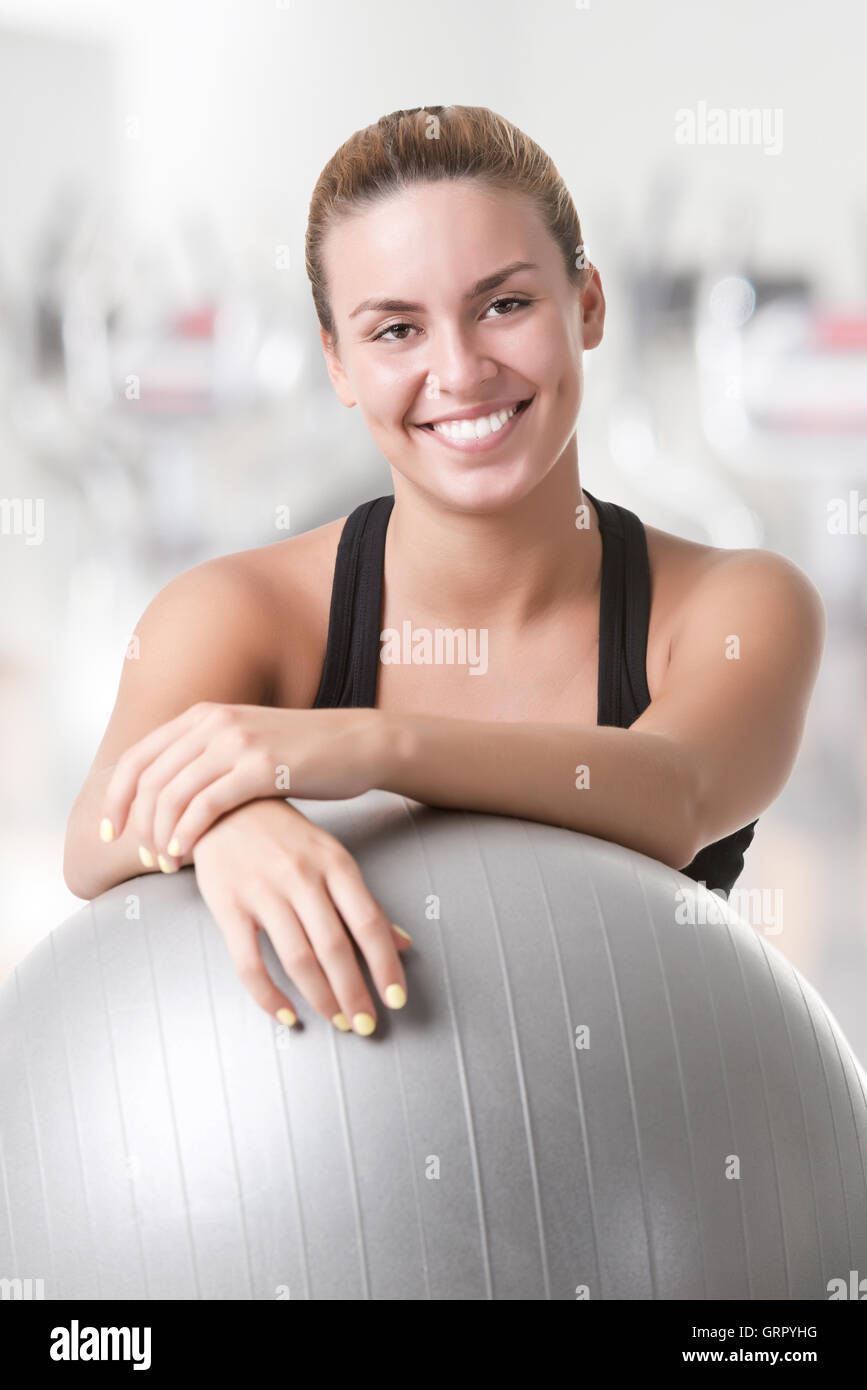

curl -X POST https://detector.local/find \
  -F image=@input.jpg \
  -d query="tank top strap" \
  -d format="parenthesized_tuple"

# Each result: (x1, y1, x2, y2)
(582, 488, 652, 728)
(312, 494, 394, 709)
(312, 487, 757, 897)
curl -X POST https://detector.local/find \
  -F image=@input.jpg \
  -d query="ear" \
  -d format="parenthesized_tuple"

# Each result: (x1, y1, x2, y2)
(579, 266, 606, 351)
(319, 326, 356, 408)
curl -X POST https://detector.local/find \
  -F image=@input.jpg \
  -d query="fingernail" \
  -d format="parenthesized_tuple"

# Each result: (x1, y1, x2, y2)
(138, 845, 155, 868)
(392, 924, 413, 943)
(167, 837, 182, 857)
(385, 984, 406, 1009)
(352, 1012, 376, 1036)
(99, 818, 115, 843)
(331, 1012, 351, 1032)
(276, 1007, 297, 1027)
(157, 854, 178, 874)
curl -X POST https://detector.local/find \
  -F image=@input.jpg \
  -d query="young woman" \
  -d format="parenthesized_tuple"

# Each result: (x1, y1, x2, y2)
(63, 106, 825, 1040)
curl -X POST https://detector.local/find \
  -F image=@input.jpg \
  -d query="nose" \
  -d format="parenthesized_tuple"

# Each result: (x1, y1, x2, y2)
(422, 321, 499, 401)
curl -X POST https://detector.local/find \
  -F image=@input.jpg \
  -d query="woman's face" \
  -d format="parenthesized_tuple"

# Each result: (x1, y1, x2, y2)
(320, 179, 605, 512)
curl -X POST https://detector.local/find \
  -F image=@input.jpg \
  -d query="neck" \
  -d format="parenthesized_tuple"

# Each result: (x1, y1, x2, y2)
(383, 439, 602, 632)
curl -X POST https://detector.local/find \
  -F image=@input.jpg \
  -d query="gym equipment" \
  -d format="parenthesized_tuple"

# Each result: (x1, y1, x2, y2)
(2, 790, 866, 1300)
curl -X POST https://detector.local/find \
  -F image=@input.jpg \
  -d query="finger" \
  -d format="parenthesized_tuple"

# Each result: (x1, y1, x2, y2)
(159, 761, 267, 858)
(249, 887, 346, 1029)
(216, 900, 299, 1024)
(129, 735, 214, 866)
(391, 924, 414, 952)
(101, 705, 208, 838)
(288, 877, 380, 1036)
(129, 784, 161, 872)
(325, 856, 408, 1011)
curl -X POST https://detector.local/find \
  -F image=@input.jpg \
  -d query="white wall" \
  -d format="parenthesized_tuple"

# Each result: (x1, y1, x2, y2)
(1, 0, 864, 298)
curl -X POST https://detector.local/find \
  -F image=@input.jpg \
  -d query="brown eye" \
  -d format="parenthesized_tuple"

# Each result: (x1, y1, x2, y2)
(485, 295, 531, 317)
(372, 322, 417, 342)
(372, 295, 530, 343)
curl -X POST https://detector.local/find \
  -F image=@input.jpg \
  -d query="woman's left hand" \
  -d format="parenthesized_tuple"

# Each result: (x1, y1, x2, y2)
(99, 702, 383, 863)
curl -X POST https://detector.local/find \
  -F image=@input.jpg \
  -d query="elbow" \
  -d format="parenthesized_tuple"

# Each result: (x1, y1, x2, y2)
(62, 831, 78, 898)
(62, 849, 89, 902)
(658, 746, 704, 872)
(63, 822, 96, 901)
(660, 821, 701, 875)
(63, 863, 93, 902)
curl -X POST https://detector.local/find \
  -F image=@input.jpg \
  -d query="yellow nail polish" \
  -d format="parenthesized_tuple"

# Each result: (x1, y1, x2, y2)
(352, 1012, 376, 1036)
(385, 984, 407, 1009)
(392, 924, 413, 943)
(276, 1007, 297, 1027)
(331, 1012, 351, 1032)
(138, 846, 155, 868)
(157, 854, 178, 874)
(99, 818, 115, 844)
(167, 837, 182, 858)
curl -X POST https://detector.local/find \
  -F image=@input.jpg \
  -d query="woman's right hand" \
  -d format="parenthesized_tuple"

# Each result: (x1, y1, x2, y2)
(191, 797, 411, 1036)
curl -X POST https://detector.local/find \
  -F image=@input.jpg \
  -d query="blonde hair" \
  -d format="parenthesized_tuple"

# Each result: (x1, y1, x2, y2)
(305, 104, 592, 348)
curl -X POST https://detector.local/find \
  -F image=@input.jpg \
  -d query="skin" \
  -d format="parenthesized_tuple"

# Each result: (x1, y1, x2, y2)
(65, 178, 826, 1035)
(314, 179, 689, 728)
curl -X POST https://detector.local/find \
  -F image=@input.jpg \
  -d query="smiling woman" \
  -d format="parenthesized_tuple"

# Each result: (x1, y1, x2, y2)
(63, 104, 825, 1041)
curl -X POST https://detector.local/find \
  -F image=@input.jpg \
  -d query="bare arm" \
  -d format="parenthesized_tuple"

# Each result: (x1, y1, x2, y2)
(378, 715, 697, 868)
(375, 551, 826, 870)
(63, 558, 279, 899)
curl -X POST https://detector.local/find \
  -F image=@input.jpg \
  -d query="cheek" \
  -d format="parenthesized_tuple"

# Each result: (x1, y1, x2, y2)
(364, 362, 419, 428)
(523, 322, 582, 412)
(522, 315, 578, 379)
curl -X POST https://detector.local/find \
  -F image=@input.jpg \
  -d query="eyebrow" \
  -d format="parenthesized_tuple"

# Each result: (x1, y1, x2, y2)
(348, 260, 541, 320)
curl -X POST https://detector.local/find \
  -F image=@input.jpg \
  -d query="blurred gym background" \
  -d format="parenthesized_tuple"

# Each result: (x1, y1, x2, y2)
(1, 0, 865, 1056)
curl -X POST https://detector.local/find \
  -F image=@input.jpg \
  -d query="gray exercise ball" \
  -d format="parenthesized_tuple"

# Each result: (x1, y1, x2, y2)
(2, 790, 866, 1300)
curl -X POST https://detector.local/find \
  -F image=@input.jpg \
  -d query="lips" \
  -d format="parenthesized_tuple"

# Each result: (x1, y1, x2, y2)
(411, 393, 535, 455)
(415, 396, 534, 432)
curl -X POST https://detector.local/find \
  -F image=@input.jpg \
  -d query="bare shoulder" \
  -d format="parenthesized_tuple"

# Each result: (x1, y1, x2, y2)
(215, 512, 348, 708)
(645, 520, 826, 661)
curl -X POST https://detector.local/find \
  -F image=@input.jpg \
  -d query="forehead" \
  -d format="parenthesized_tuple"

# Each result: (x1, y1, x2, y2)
(323, 180, 557, 311)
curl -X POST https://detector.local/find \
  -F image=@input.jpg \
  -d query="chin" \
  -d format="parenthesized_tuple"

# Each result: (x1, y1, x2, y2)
(420, 462, 545, 516)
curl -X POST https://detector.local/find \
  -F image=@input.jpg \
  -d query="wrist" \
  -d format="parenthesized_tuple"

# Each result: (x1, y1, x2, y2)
(190, 799, 265, 861)
(372, 710, 418, 792)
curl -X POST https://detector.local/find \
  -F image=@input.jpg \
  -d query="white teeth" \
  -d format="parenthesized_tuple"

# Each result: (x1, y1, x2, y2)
(430, 402, 521, 440)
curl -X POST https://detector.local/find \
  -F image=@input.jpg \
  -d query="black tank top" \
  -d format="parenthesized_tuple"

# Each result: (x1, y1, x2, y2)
(312, 490, 758, 896)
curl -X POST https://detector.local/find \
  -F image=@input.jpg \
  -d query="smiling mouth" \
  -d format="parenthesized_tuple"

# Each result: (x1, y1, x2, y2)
(414, 395, 535, 439)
